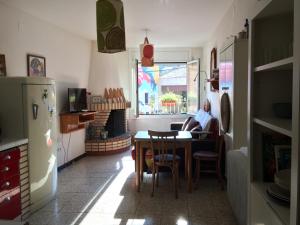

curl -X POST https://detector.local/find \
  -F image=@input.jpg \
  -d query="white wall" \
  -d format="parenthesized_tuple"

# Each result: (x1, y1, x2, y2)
(0, 2, 92, 167)
(88, 42, 203, 131)
(88, 41, 130, 98)
(202, 0, 271, 119)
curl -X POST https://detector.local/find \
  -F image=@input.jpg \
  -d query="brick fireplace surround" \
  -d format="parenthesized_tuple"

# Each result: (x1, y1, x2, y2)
(85, 101, 131, 155)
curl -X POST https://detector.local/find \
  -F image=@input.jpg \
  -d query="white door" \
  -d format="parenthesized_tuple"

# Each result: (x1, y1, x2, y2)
(23, 84, 57, 210)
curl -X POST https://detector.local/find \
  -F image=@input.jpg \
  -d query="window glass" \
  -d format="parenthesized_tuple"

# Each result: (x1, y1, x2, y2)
(137, 63, 188, 115)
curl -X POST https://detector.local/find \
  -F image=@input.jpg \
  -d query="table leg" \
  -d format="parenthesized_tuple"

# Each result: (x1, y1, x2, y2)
(136, 141, 140, 192)
(187, 142, 192, 193)
(185, 147, 188, 179)
(140, 145, 144, 181)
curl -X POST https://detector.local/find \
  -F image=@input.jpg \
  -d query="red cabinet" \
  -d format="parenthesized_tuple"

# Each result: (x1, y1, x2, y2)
(0, 149, 20, 162)
(0, 175, 20, 197)
(0, 147, 21, 220)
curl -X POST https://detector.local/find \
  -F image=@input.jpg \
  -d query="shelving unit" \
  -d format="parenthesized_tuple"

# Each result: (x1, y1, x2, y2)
(60, 111, 96, 133)
(248, 0, 299, 224)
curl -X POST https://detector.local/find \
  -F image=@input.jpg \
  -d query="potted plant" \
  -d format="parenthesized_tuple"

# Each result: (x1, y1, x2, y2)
(160, 92, 180, 106)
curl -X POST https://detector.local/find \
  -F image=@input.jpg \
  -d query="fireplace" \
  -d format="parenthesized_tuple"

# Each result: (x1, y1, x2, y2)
(85, 93, 131, 155)
(105, 109, 126, 138)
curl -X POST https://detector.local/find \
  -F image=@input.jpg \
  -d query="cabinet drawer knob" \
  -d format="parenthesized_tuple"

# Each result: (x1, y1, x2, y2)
(1, 181, 10, 188)
(4, 196, 11, 202)
(4, 155, 11, 160)
(2, 166, 9, 172)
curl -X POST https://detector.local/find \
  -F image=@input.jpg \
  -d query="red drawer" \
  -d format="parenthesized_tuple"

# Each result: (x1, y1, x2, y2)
(0, 189, 21, 220)
(0, 161, 20, 181)
(0, 148, 20, 163)
(0, 175, 20, 197)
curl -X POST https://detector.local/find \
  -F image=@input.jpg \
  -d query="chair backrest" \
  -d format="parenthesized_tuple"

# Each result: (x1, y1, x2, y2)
(148, 130, 178, 164)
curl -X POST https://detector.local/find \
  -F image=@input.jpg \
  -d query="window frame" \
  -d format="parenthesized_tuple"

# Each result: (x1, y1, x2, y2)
(136, 61, 200, 116)
(186, 59, 201, 114)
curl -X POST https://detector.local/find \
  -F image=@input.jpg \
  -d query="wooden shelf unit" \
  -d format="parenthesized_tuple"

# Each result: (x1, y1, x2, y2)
(248, 0, 299, 224)
(60, 112, 96, 133)
(206, 78, 219, 91)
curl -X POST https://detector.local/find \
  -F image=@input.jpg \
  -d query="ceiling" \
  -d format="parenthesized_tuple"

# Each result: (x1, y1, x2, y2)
(0, 0, 233, 47)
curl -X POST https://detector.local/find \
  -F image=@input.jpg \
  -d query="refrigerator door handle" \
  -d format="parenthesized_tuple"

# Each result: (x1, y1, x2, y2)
(32, 103, 39, 120)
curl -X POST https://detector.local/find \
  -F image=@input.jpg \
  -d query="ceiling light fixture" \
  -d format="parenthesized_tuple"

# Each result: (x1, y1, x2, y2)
(140, 29, 154, 67)
(96, 0, 126, 53)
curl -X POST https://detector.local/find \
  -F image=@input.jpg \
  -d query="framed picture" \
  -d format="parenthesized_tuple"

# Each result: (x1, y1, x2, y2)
(274, 145, 291, 172)
(262, 133, 290, 182)
(27, 54, 46, 77)
(0, 54, 7, 76)
(210, 48, 218, 92)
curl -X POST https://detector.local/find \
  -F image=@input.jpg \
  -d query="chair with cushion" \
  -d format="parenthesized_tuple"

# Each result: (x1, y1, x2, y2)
(148, 130, 180, 198)
(193, 134, 225, 189)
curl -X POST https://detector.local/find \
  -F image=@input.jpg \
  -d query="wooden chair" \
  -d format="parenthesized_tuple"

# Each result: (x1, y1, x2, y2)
(193, 134, 225, 189)
(148, 130, 180, 198)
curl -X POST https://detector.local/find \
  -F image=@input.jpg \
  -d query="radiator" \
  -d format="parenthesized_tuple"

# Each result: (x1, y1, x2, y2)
(227, 147, 248, 225)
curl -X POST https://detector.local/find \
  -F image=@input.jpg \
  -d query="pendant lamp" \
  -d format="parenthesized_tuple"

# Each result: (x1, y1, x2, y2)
(140, 31, 154, 67)
(96, 0, 126, 53)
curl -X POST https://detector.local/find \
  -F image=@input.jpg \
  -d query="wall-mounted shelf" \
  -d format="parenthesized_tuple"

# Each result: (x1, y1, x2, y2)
(206, 78, 219, 91)
(60, 111, 96, 133)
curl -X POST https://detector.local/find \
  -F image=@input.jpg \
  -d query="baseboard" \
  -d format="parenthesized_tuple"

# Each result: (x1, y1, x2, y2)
(58, 153, 87, 172)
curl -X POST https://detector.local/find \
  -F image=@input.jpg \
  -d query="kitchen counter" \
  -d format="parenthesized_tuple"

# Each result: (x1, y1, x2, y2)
(0, 138, 28, 152)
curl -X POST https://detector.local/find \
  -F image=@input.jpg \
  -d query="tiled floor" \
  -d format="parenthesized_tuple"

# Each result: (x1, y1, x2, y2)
(27, 150, 238, 225)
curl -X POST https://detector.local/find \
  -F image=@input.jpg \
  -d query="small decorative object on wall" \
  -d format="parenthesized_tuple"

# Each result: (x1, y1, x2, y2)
(96, 0, 126, 53)
(220, 92, 230, 133)
(27, 54, 46, 77)
(140, 30, 154, 67)
(0, 54, 7, 76)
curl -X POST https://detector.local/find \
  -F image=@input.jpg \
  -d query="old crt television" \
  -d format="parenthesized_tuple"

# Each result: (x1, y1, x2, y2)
(68, 88, 87, 112)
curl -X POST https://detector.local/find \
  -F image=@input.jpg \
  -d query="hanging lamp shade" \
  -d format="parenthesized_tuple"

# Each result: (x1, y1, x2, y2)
(96, 0, 126, 53)
(140, 37, 154, 67)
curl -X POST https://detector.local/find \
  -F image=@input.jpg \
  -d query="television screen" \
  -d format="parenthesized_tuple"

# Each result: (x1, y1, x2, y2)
(68, 88, 87, 112)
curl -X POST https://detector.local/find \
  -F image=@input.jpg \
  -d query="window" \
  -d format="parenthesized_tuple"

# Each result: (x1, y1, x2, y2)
(136, 61, 200, 115)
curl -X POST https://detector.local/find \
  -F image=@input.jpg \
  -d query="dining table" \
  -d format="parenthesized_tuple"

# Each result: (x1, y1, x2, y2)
(134, 130, 193, 193)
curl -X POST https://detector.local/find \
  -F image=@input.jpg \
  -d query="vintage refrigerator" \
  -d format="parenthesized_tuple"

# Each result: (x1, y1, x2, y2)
(0, 77, 57, 212)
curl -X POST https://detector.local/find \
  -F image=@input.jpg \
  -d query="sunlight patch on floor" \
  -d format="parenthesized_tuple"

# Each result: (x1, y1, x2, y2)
(70, 156, 134, 225)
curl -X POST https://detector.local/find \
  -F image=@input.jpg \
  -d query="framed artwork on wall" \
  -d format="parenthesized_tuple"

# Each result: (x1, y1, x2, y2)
(210, 48, 218, 92)
(27, 54, 46, 77)
(0, 54, 7, 76)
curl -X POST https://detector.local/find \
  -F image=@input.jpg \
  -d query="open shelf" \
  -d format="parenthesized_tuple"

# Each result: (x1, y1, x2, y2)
(252, 182, 290, 225)
(60, 111, 96, 133)
(254, 57, 293, 72)
(253, 117, 292, 137)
